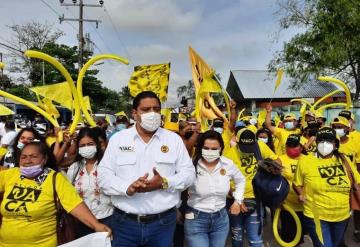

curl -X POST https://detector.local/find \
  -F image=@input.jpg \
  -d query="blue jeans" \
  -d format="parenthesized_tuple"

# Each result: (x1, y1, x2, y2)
(229, 208, 263, 247)
(110, 208, 176, 247)
(184, 207, 229, 247)
(303, 216, 349, 247)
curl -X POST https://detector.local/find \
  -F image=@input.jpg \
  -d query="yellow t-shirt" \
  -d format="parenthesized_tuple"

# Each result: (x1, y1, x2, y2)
(0, 168, 83, 247)
(339, 136, 360, 164)
(279, 154, 304, 212)
(274, 127, 301, 155)
(222, 128, 233, 155)
(293, 154, 360, 222)
(224, 141, 278, 198)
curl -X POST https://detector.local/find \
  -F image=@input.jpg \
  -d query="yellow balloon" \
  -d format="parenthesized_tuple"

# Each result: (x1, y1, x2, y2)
(290, 98, 312, 108)
(311, 89, 342, 109)
(318, 76, 352, 109)
(77, 54, 129, 127)
(25, 50, 80, 135)
(0, 90, 62, 142)
(316, 102, 347, 113)
(273, 204, 302, 247)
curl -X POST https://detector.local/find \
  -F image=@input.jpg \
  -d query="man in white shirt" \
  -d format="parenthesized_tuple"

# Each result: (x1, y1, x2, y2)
(1, 121, 17, 148)
(98, 91, 196, 247)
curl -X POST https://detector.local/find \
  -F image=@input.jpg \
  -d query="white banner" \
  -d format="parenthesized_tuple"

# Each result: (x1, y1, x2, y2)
(58, 232, 111, 247)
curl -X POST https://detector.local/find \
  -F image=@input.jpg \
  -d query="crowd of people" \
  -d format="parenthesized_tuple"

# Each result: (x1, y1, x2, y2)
(0, 90, 359, 247)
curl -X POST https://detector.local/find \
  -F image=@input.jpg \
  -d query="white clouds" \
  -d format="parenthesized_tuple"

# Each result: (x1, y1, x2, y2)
(104, 0, 201, 32)
(127, 44, 182, 64)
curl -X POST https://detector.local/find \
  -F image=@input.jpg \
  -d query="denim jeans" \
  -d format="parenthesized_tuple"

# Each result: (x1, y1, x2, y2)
(229, 208, 263, 247)
(110, 208, 176, 247)
(303, 216, 349, 247)
(184, 207, 229, 247)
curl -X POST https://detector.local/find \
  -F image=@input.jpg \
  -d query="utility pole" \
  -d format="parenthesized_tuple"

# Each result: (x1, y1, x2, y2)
(59, 0, 103, 71)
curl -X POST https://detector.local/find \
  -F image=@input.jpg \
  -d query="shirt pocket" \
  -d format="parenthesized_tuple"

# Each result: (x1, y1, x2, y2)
(115, 155, 137, 180)
(155, 155, 176, 177)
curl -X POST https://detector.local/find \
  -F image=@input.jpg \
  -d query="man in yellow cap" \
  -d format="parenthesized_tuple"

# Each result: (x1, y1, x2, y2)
(265, 105, 302, 155)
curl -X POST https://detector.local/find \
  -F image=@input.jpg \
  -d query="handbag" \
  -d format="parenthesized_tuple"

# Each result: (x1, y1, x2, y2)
(340, 155, 360, 211)
(243, 198, 257, 215)
(53, 172, 78, 245)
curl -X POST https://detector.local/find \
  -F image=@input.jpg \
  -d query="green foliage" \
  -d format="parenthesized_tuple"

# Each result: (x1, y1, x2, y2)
(270, 0, 360, 98)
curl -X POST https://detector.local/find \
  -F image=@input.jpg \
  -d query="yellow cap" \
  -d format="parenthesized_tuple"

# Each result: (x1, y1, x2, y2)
(164, 122, 179, 132)
(284, 113, 296, 121)
(331, 116, 350, 128)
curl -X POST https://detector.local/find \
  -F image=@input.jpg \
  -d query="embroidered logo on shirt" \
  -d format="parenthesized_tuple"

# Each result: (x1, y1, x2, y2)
(119, 146, 134, 152)
(161, 145, 169, 153)
(220, 168, 226, 176)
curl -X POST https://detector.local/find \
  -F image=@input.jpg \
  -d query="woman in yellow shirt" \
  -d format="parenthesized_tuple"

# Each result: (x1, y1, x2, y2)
(279, 134, 305, 245)
(0, 141, 111, 247)
(293, 127, 360, 247)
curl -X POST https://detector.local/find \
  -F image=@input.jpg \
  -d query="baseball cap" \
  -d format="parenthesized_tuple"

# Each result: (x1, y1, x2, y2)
(338, 110, 354, 120)
(236, 128, 257, 153)
(316, 127, 337, 142)
(286, 134, 301, 147)
(331, 116, 350, 128)
(284, 113, 296, 121)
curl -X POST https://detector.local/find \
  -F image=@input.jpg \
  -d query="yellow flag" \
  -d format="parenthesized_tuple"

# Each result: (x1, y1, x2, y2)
(30, 82, 73, 110)
(36, 93, 60, 119)
(257, 109, 267, 128)
(83, 96, 92, 115)
(128, 63, 170, 102)
(161, 108, 172, 123)
(274, 69, 284, 91)
(0, 62, 5, 69)
(0, 104, 14, 116)
(105, 114, 112, 124)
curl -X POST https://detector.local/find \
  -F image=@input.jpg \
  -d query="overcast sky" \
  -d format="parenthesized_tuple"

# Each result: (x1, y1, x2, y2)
(0, 0, 300, 106)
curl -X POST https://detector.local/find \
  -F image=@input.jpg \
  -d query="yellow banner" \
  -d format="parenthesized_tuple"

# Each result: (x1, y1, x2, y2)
(0, 104, 14, 116)
(36, 93, 60, 119)
(274, 68, 284, 91)
(128, 63, 170, 102)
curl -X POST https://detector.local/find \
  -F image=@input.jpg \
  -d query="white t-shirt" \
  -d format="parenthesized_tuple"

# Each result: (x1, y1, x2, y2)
(1, 130, 17, 146)
(0, 122, 6, 138)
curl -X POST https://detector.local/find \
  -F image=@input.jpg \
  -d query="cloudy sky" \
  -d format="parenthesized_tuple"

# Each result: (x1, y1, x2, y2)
(0, 0, 300, 106)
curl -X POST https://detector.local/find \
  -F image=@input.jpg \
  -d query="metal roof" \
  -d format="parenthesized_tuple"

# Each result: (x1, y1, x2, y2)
(226, 70, 344, 100)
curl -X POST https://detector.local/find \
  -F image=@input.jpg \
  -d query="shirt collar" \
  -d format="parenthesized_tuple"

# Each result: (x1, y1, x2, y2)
(132, 124, 162, 141)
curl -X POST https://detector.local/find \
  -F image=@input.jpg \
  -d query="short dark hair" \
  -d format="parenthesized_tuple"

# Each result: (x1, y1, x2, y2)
(5, 121, 15, 130)
(132, 91, 161, 110)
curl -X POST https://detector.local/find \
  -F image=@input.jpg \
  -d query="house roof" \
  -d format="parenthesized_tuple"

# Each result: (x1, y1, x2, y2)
(226, 70, 345, 100)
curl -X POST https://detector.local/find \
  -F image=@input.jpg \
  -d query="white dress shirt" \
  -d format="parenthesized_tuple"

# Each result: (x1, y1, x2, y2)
(98, 125, 196, 215)
(187, 156, 246, 213)
(67, 160, 113, 219)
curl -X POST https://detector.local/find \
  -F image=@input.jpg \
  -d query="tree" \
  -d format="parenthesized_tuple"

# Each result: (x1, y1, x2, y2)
(269, 0, 360, 99)
(5, 22, 64, 84)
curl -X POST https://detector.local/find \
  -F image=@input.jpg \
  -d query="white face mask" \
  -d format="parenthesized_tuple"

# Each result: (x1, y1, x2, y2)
(249, 118, 257, 126)
(79, 145, 97, 159)
(334, 128, 346, 138)
(284, 121, 295, 130)
(258, 137, 268, 144)
(201, 149, 220, 163)
(213, 127, 224, 134)
(317, 141, 334, 157)
(140, 112, 161, 132)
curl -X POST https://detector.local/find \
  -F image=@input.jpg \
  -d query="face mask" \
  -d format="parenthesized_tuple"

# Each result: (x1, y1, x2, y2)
(284, 121, 295, 130)
(317, 141, 334, 157)
(201, 149, 220, 163)
(286, 147, 301, 158)
(140, 112, 161, 132)
(116, 124, 127, 131)
(258, 137, 268, 144)
(20, 164, 43, 178)
(213, 127, 224, 134)
(334, 128, 346, 138)
(79, 145, 97, 159)
(249, 118, 257, 126)
(17, 142, 26, 150)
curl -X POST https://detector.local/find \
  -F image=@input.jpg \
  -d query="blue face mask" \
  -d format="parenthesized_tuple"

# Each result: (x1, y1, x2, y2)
(284, 121, 295, 130)
(17, 142, 26, 150)
(116, 124, 127, 131)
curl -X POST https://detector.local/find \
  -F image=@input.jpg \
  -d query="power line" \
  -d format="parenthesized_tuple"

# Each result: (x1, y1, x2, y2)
(39, 0, 78, 32)
(103, 5, 132, 62)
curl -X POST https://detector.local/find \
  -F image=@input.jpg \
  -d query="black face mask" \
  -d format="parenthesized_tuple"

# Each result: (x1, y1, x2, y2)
(184, 131, 194, 139)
